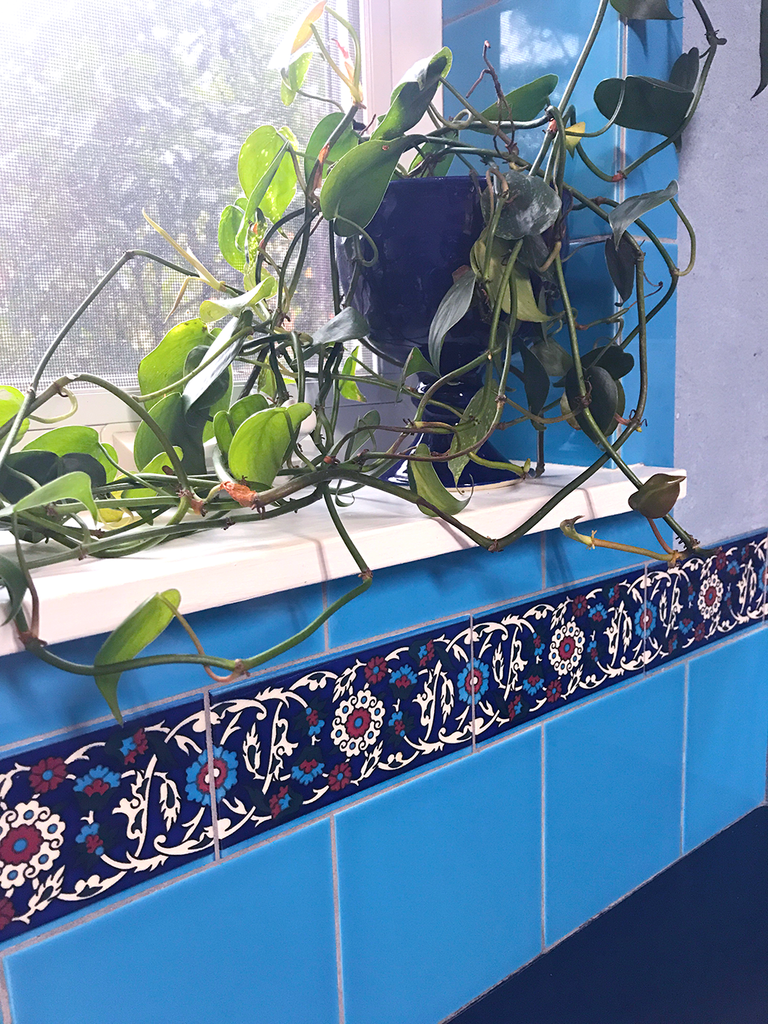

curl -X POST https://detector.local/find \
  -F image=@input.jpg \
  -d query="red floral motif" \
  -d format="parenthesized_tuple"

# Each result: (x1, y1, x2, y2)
(345, 707, 372, 738)
(608, 585, 621, 605)
(269, 785, 291, 818)
(124, 729, 149, 764)
(28, 757, 67, 794)
(364, 656, 389, 685)
(85, 833, 103, 855)
(714, 549, 727, 571)
(545, 681, 563, 703)
(0, 898, 15, 931)
(306, 709, 320, 728)
(84, 778, 110, 797)
(508, 695, 523, 719)
(328, 763, 352, 791)
(418, 640, 435, 667)
(694, 622, 707, 641)
(0, 824, 42, 865)
(194, 756, 230, 797)
(572, 595, 588, 617)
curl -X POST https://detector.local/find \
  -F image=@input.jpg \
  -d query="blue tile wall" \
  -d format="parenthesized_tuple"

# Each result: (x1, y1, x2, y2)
(3, 819, 339, 1024)
(443, 0, 621, 237)
(684, 629, 768, 853)
(325, 531, 542, 649)
(335, 726, 542, 1024)
(544, 663, 686, 945)
(0, 581, 326, 753)
(0, 530, 762, 946)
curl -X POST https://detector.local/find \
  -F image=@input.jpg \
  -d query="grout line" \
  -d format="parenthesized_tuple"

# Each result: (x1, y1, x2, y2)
(642, 562, 649, 673)
(540, 726, 547, 952)
(540, 534, 547, 592)
(322, 581, 331, 652)
(0, 960, 11, 1024)
(469, 614, 477, 753)
(763, 531, 768, 622)
(330, 815, 346, 1024)
(203, 689, 221, 862)
(680, 661, 689, 858)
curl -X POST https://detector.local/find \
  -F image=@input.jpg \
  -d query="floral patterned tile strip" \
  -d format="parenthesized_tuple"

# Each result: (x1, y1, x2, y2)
(0, 532, 765, 943)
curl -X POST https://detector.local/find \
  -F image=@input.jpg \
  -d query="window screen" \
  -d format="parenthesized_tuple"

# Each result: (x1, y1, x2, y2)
(0, 0, 360, 389)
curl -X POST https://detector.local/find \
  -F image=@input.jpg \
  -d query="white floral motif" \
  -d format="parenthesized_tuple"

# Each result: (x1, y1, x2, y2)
(0, 801, 65, 894)
(697, 574, 723, 620)
(331, 689, 385, 757)
(548, 620, 585, 677)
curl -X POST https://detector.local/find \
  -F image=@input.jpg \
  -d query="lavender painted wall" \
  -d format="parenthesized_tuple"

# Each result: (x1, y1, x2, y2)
(676, 0, 768, 543)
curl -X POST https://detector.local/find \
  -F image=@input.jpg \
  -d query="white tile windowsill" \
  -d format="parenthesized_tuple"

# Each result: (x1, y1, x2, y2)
(0, 463, 685, 657)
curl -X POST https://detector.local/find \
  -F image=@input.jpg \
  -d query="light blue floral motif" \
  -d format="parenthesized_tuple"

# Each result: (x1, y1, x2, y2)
(589, 602, 607, 623)
(75, 822, 104, 856)
(185, 747, 238, 806)
(457, 661, 489, 704)
(390, 665, 418, 690)
(634, 605, 657, 639)
(522, 673, 544, 696)
(291, 757, 325, 785)
(73, 766, 121, 794)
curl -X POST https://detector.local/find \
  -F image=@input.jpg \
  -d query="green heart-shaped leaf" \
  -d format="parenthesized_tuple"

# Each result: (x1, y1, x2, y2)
(228, 403, 313, 487)
(521, 345, 550, 424)
(23, 426, 118, 482)
(479, 74, 559, 123)
(238, 125, 297, 224)
(218, 205, 246, 272)
(94, 589, 180, 723)
(564, 365, 620, 442)
(605, 234, 636, 302)
(594, 76, 692, 137)
(320, 137, 416, 235)
(7, 471, 98, 520)
(482, 170, 561, 239)
(372, 48, 452, 142)
(303, 112, 359, 182)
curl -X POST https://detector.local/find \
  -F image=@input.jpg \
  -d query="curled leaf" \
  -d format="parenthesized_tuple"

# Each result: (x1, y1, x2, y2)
(94, 590, 181, 722)
(608, 180, 678, 248)
(594, 77, 692, 137)
(428, 268, 476, 371)
(409, 443, 470, 517)
(628, 473, 685, 519)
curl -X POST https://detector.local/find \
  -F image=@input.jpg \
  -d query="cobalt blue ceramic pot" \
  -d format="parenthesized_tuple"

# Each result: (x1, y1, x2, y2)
(337, 175, 516, 488)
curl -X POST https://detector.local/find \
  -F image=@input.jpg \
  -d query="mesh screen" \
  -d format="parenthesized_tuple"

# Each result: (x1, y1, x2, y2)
(0, 0, 360, 389)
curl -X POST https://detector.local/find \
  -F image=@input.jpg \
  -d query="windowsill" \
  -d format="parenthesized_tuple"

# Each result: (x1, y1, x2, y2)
(0, 463, 685, 657)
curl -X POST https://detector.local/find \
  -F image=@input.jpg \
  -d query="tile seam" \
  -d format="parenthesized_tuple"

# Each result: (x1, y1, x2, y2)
(469, 614, 477, 754)
(540, 726, 546, 952)
(330, 815, 345, 1024)
(0, 959, 11, 1024)
(680, 661, 689, 857)
(203, 689, 221, 861)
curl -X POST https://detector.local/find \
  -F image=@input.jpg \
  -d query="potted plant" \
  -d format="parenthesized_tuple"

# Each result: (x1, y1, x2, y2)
(0, 0, 738, 720)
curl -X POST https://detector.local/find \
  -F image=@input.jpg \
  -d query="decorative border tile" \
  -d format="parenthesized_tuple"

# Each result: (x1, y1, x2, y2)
(0, 531, 764, 942)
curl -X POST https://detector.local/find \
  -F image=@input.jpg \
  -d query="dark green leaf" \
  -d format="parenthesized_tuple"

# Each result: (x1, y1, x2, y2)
(594, 76, 692, 137)
(55, 453, 107, 489)
(218, 205, 246, 272)
(409, 443, 470, 517)
(372, 48, 452, 141)
(609, 180, 678, 247)
(521, 345, 550, 423)
(94, 589, 180, 723)
(133, 393, 206, 475)
(228, 403, 313, 487)
(448, 383, 497, 484)
(313, 306, 370, 346)
(320, 136, 415, 235)
(669, 48, 700, 91)
(564, 365, 619, 441)
(530, 337, 573, 377)
(182, 320, 240, 414)
(0, 555, 27, 626)
(23, 426, 118, 483)
(303, 112, 359, 182)
(628, 473, 685, 518)
(0, 451, 60, 503)
(428, 268, 476, 371)
(605, 234, 636, 302)
(610, 0, 677, 18)
(482, 169, 561, 240)
(479, 74, 559, 123)
(755, 0, 768, 98)
(408, 134, 457, 177)
(400, 347, 437, 382)
(581, 344, 635, 380)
